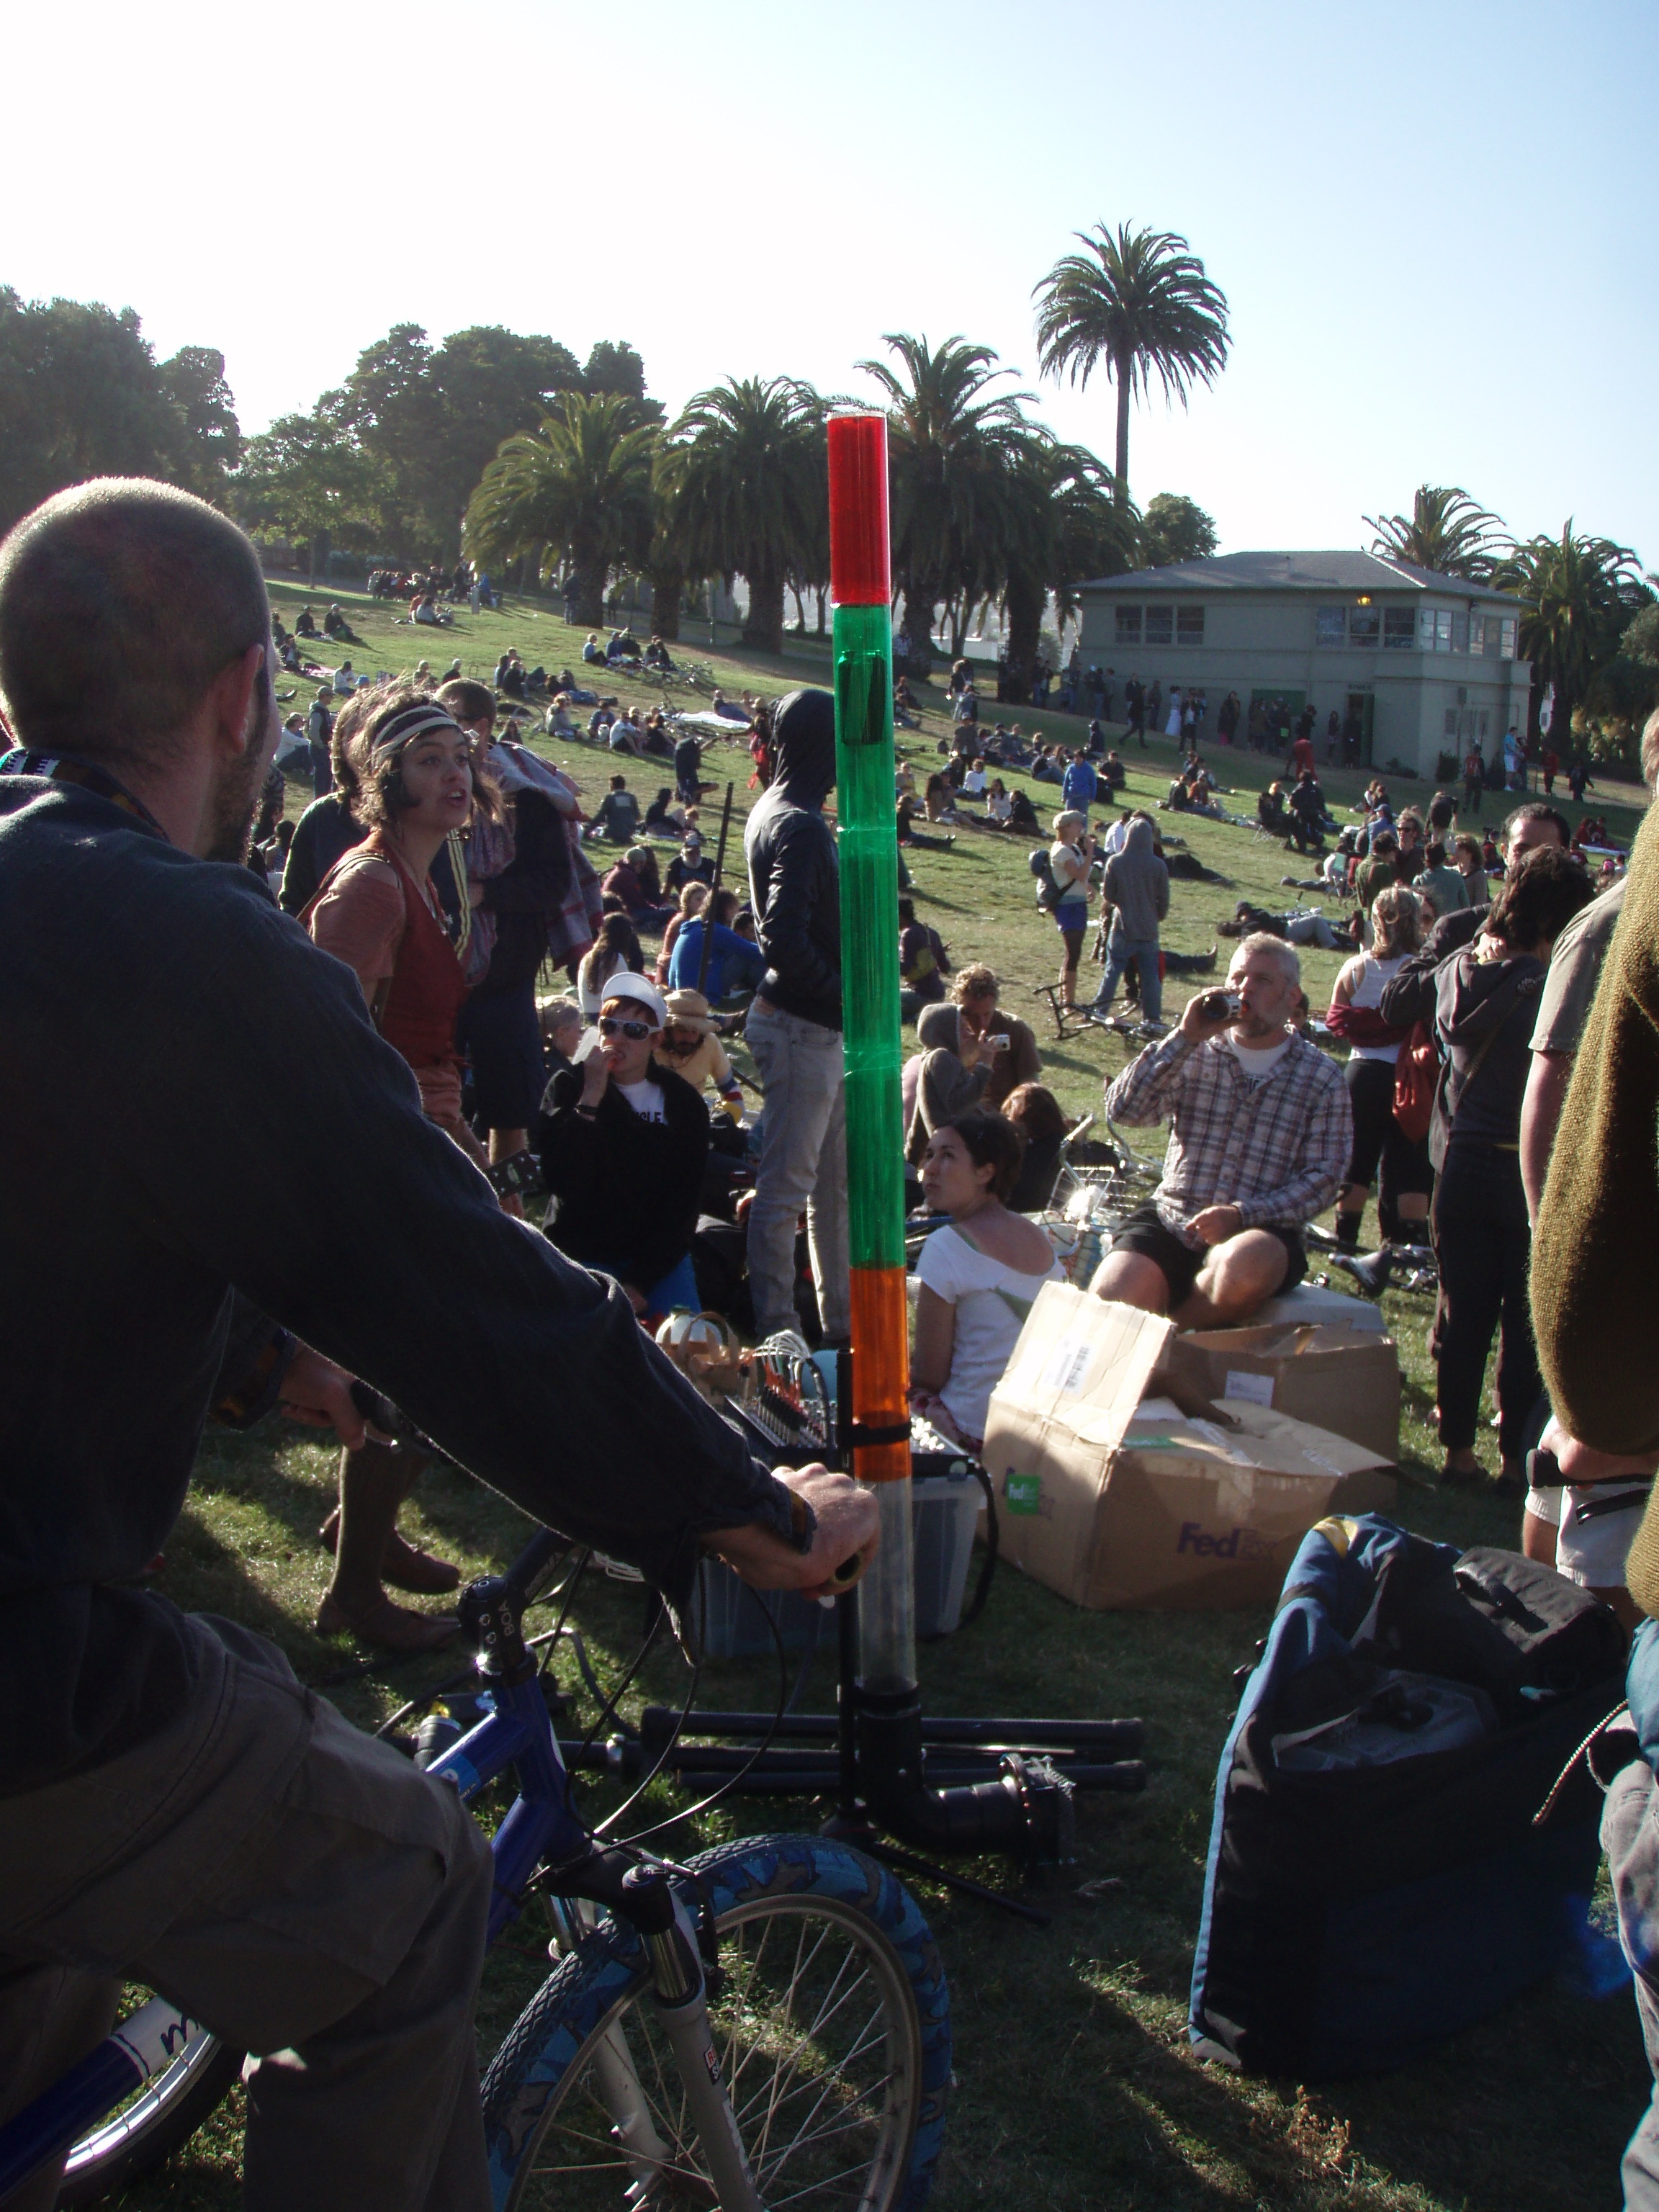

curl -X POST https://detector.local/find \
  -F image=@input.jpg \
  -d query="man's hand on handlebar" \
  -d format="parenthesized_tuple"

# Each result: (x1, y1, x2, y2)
(704, 1465, 879, 1600)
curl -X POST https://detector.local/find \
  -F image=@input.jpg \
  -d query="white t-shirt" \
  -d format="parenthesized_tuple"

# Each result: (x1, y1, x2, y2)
(914, 1222, 1063, 1444)
(616, 1078, 666, 1123)
(1227, 1034, 1293, 1083)
(963, 768, 986, 795)
(1341, 953, 1409, 1066)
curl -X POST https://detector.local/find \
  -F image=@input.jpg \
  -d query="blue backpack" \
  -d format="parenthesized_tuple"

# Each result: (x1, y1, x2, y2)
(1190, 1514, 1627, 2078)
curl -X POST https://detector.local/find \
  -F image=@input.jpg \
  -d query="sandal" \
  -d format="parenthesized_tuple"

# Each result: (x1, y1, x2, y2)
(318, 1514, 462, 1595)
(314, 1592, 459, 1652)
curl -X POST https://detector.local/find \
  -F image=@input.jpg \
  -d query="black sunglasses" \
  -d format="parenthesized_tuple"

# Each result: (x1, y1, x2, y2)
(599, 1015, 656, 1040)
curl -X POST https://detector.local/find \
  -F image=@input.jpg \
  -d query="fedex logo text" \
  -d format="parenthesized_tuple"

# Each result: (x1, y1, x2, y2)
(1177, 1521, 1269, 1562)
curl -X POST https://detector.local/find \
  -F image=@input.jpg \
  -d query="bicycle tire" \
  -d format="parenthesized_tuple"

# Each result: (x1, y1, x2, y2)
(482, 1833, 950, 2211)
(55, 2019, 241, 2207)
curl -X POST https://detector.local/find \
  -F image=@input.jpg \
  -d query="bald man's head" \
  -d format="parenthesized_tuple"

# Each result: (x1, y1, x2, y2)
(0, 477, 270, 773)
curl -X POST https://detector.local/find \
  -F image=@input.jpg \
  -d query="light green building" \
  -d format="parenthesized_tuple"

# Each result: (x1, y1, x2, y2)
(1075, 552, 1532, 776)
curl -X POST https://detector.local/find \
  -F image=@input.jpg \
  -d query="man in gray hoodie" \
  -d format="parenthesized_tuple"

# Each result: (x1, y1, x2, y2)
(1090, 813, 1171, 1026)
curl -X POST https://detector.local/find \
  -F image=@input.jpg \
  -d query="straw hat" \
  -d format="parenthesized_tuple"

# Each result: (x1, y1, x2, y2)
(663, 988, 716, 1035)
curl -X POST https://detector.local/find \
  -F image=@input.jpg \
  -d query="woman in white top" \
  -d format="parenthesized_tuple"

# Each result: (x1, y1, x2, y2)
(1048, 809, 1094, 1010)
(1326, 884, 1431, 1252)
(910, 1112, 1064, 1451)
(1164, 687, 1184, 739)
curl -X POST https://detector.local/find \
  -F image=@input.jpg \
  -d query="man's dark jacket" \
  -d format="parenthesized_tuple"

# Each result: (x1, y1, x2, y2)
(0, 770, 791, 1794)
(744, 688, 841, 1030)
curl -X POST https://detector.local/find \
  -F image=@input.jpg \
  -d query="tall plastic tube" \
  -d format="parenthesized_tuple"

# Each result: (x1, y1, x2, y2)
(827, 413, 915, 1697)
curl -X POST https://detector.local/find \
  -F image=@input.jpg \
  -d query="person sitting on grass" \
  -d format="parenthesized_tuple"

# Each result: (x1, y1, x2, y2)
(294, 603, 318, 637)
(539, 994, 584, 1080)
(656, 880, 709, 983)
(588, 773, 641, 844)
(602, 845, 674, 930)
(909, 1112, 1064, 1452)
(1002, 1081, 1070, 1211)
(1092, 935, 1352, 1325)
(1414, 837, 1472, 917)
(536, 974, 709, 1322)
(667, 885, 768, 1000)
(657, 986, 747, 1120)
(899, 895, 950, 1014)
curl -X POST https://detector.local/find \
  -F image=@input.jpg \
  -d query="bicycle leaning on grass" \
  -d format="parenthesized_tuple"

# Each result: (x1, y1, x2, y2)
(0, 1528, 951, 2211)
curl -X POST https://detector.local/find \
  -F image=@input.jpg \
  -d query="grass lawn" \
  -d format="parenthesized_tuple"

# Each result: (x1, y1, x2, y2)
(129, 582, 1647, 2208)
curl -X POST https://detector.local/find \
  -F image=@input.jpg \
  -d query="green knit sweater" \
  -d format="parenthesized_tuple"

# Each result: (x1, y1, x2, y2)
(1532, 801, 1659, 1614)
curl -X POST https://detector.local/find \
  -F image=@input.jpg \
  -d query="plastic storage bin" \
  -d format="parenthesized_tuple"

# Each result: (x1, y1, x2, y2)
(693, 1469, 983, 1658)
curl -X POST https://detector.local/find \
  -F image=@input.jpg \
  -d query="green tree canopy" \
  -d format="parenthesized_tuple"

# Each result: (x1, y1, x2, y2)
(1002, 436, 1138, 691)
(464, 393, 656, 626)
(657, 376, 824, 654)
(856, 333, 1035, 672)
(1139, 492, 1217, 569)
(336, 323, 585, 557)
(0, 288, 240, 533)
(236, 410, 385, 585)
(1364, 485, 1503, 581)
(1490, 523, 1652, 745)
(1033, 222, 1229, 507)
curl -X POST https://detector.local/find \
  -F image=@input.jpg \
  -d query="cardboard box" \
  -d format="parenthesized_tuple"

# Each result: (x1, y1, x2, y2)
(981, 1287, 1398, 1611)
(1161, 1322, 1401, 1464)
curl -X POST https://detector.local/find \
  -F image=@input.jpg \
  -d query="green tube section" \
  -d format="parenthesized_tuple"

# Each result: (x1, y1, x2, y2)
(832, 601, 902, 1273)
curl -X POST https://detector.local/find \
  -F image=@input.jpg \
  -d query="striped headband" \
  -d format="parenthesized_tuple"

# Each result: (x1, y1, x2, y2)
(369, 702, 466, 764)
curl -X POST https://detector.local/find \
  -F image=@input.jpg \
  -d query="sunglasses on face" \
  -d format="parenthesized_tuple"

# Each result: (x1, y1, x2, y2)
(599, 1015, 656, 1040)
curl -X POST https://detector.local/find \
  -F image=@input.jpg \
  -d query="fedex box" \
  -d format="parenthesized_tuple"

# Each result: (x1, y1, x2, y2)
(981, 1287, 1398, 1611)
(1159, 1322, 1401, 1465)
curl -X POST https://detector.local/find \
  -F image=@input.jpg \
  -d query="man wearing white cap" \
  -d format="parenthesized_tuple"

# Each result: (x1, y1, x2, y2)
(536, 974, 709, 1318)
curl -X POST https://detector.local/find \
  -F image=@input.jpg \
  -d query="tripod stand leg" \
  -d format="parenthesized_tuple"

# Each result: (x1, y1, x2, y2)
(823, 1822, 1051, 1926)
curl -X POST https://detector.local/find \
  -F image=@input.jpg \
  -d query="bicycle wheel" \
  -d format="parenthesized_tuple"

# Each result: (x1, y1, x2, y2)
(483, 1833, 950, 2211)
(55, 1997, 241, 2208)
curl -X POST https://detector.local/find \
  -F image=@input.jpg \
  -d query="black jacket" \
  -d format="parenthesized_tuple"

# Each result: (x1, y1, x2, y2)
(538, 1057, 709, 1293)
(743, 688, 841, 1030)
(475, 787, 570, 997)
(1377, 902, 1488, 1029)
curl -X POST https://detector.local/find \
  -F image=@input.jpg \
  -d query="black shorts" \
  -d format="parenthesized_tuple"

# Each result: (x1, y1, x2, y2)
(1107, 1201, 1307, 1308)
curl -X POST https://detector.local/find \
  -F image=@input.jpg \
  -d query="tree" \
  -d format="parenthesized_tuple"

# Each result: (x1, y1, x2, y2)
(158, 346, 242, 502)
(1364, 485, 1503, 581)
(1033, 222, 1229, 508)
(0, 289, 237, 533)
(656, 377, 824, 654)
(237, 410, 385, 587)
(1002, 436, 1138, 698)
(337, 323, 585, 558)
(582, 341, 650, 403)
(856, 334, 1034, 674)
(464, 393, 656, 624)
(1139, 492, 1216, 569)
(1490, 524, 1652, 744)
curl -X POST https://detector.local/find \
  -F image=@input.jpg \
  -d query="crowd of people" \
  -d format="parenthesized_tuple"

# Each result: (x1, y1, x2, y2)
(7, 472, 1659, 2205)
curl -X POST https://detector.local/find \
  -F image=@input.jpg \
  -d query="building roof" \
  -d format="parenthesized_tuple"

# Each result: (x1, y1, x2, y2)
(1076, 550, 1521, 603)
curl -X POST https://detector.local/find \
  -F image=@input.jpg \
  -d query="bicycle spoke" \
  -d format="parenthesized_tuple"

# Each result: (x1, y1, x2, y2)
(758, 2043, 894, 2183)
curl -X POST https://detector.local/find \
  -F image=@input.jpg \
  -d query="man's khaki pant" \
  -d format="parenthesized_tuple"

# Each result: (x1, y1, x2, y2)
(0, 1612, 493, 2211)
(745, 1001, 851, 1345)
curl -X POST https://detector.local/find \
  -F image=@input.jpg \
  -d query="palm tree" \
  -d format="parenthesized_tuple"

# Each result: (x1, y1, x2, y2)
(1490, 524, 1650, 740)
(1364, 486, 1504, 581)
(656, 377, 824, 654)
(464, 393, 655, 624)
(855, 333, 1035, 675)
(1001, 436, 1138, 701)
(1033, 222, 1229, 508)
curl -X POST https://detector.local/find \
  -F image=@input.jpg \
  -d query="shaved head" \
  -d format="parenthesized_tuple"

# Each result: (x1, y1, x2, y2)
(0, 477, 270, 773)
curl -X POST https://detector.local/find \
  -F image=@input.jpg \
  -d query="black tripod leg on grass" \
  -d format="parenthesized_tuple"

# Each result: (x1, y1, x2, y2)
(850, 1834, 1051, 1926)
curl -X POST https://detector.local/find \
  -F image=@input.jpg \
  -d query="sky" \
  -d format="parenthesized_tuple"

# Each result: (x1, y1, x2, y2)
(6, 0, 1656, 565)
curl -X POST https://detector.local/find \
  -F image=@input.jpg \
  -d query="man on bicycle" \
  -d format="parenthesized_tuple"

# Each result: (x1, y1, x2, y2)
(0, 479, 876, 2212)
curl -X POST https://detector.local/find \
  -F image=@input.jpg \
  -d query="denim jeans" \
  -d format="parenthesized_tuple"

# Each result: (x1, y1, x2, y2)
(1605, 1762, 1659, 2208)
(745, 1002, 851, 1343)
(1093, 935, 1162, 1022)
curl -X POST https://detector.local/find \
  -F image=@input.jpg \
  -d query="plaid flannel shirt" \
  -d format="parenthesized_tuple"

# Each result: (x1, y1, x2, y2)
(1104, 1028, 1352, 1246)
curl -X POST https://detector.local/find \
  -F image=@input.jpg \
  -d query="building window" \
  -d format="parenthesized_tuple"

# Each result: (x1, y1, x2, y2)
(1175, 606, 1205, 644)
(1349, 606, 1380, 647)
(1500, 617, 1518, 658)
(1452, 612, 1469, 653)
(1470, 613, 1487, 655)
(1144, 605, 1173, 646)
(1315, 607, 1346, 646)
(1444, 709, 1460, 739)
(1115, 606, 1141, 646)
(1419, 608, 1453, 652)
(1383, 608, 1416, 648)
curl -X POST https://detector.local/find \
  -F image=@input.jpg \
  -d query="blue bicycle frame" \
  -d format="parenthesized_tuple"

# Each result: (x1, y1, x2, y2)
(0, 1530, 677, 2206)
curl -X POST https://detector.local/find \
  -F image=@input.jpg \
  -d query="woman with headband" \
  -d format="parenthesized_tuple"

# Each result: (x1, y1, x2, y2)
(303, 685, 495, 1650)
